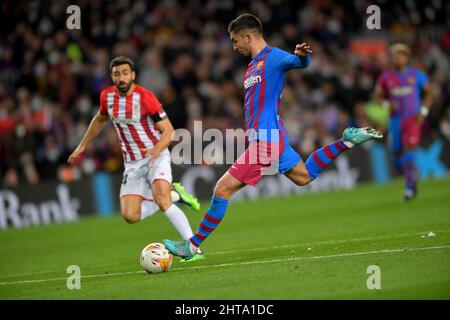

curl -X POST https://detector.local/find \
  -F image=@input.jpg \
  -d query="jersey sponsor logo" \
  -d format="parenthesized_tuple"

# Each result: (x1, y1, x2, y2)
(244, 75, 262, 90)
(391, 86, 413, 96)
(110, 115, 139, 125)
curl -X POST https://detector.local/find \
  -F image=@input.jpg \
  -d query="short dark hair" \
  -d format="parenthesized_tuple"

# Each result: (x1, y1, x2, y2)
(228, 13, 263, 35)
(109, 56, 135, 72)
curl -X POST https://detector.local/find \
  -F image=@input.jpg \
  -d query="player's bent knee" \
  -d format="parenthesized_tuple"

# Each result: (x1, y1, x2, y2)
(213, 182, 232, 199)
(293, 171, 312, 186)
(154, 194, 172, 212)
(121, 208, 140, 224)
(155, 200, 172, 212)
(123, 214, 139, 224)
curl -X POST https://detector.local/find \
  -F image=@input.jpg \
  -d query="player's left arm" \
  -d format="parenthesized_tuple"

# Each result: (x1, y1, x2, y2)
(144, 116, 175, 161)
(293, 42, 312, 60)
(416, 70, 433, 124)
(277, 43, 312, 70)
(142, 117, 174, 161)
(140, 90, 175, 162)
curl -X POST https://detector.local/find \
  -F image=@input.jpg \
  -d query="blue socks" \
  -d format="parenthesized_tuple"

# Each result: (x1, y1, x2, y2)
(398, 151, 417, 190)
(190, 196, 229, 247)
(305, 139, 349, 180)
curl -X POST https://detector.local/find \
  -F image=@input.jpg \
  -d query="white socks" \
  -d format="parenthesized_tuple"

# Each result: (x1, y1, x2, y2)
(140, 200, 160, 220)
(140, 200, 195, 243)
(164, 204, 194, 240)
(189, 242, 200, 255)
(342, 140, 354, 148)
(171, 190, 180, 202)
(140, 191, 180, 221)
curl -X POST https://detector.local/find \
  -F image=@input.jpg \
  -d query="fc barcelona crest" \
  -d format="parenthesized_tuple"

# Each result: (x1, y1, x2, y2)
(257, 61, 264, 70)
(407, 76, 415, 85)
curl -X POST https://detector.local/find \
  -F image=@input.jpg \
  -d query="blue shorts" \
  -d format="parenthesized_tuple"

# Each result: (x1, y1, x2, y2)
(278, 143, 302, 174)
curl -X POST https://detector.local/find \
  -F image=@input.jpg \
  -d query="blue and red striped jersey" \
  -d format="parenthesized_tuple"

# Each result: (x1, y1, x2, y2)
(376, 67, 428, 119)
(243, 45, 310, 142)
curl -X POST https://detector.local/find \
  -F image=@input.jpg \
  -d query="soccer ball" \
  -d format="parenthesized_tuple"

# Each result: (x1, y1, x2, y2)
(140, 243, 173, 274)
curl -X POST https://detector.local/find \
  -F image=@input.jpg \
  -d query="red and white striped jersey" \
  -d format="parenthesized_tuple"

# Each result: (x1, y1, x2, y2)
(99, 84, 167, 162)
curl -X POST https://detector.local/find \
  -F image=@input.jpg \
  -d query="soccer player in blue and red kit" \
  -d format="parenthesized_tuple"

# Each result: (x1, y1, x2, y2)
(374, 43, 432, 200)
(164, 14, 383, 259)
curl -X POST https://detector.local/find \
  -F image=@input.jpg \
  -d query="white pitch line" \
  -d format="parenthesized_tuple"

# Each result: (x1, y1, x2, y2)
(0, 261, 130, 279)
(176, 245, 450, 271)
(0, 245, 448, 286)
(1, 230, 448, 280)
(0, 270, 144, 286)
(210, 230, 450, 255)
(0, 270, 61, 278)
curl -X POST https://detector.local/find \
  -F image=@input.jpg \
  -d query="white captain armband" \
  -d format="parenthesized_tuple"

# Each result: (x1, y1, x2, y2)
(150, 109, 168, 122)
(420, 106, 429, 117)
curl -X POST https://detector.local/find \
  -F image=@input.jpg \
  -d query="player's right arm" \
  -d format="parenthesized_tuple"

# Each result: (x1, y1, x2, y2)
(67, 111, 109, 164)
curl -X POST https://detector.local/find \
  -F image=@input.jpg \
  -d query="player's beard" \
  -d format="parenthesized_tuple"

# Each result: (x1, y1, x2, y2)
(116, 80, 132, 94)
(238, 47, 249, 56)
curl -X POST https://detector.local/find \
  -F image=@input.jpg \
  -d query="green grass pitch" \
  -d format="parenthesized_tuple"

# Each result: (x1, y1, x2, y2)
(0, 177, 449, 299)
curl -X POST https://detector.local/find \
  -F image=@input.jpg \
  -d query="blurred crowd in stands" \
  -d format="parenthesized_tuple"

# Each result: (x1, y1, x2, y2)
(1, 0, 449, 187)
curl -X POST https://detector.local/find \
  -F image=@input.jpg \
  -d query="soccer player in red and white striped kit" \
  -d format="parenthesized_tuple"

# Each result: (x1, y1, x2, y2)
(68, 56, 204, 261)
